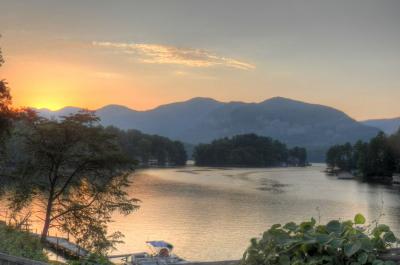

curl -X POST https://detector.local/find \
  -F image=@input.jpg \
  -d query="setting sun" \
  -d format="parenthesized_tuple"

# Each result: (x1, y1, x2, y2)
(30, 99, 66, 111)
(1, 1, 400, 264)
(1, 0, 399, 119)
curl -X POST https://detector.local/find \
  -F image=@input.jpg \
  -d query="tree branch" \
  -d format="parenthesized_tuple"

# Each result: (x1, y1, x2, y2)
(53, 161, 89, 200)
(50, 191, 100, 222)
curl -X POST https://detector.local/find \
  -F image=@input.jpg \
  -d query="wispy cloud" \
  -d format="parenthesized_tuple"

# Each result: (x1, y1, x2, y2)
(92, 41, 255, 70)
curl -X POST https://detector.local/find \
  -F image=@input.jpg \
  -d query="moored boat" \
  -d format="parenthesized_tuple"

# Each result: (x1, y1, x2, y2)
(109, 241, 186, 265)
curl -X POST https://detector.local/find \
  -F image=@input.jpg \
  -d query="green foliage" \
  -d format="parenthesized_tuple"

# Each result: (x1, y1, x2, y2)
(365, 133, 397, 178)
(105, 126, 187, 166)
(0, 222, 48, 262)
(0, 79, 12, 144)
(0, 36, 14, 146)
(67, 254, 113, 265)
(326, 131, 400, 180)
(389, 129, 400, 173)
(354, 214, 366, 225)
(242, 214, 398, 265)
(194, 133, 307, 167)
(326, 143, 354, 171)
(2, 111, 140, 254)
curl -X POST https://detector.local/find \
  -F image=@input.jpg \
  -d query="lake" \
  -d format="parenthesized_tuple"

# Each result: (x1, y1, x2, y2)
(106, 164, 400, 262)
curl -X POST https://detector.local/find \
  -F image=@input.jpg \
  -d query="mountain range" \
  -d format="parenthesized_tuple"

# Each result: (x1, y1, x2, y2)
(36, 97, 386, 161)
(361, 118, 400, 135)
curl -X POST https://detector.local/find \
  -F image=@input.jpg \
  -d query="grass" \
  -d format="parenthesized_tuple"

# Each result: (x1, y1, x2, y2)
(0, 221, 48, 262)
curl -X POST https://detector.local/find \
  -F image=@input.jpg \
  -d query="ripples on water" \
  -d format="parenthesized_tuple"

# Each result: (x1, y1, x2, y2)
(2, 164, 400, 261)
(108, 164, 400, 261)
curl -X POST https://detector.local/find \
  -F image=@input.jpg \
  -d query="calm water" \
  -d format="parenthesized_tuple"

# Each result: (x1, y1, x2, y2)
(107, 164, 400, 261)
(2, 164, 400, 262)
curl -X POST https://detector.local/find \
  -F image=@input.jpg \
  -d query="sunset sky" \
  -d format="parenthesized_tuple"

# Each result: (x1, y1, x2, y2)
(0, 0, 399, 120)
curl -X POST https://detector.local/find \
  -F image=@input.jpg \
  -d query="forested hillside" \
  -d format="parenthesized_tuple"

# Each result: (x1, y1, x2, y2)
(106, 126, 187, 166)
(37, 97, 379, 162)
(193, 133, 307, 167)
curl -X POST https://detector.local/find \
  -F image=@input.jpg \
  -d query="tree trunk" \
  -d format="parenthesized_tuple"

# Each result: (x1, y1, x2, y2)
(40, 192, 54, 243)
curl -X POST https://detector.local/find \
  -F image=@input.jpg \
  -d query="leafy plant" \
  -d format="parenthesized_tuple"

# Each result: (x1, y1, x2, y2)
(242, 214, 398, 265)
(67, 254, 113, 265)
(3, 111, 140, 253)
(0, 221, 48, 262)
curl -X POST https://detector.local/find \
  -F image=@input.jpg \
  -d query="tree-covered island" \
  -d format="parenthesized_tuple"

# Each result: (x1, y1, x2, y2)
(193, 133, 307, 167)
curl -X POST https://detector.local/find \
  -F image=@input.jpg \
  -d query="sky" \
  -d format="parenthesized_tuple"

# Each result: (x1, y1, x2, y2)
(0, 0, 399, 120)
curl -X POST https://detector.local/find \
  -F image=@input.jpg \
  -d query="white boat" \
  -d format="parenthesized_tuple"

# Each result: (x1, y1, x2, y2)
(109, 241, 186, 265)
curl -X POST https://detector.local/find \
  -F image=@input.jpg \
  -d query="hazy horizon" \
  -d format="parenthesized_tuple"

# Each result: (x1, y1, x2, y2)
(1, 2, 400, 262)
(29, 96, 399, 121)
(1, 0, 399, 120)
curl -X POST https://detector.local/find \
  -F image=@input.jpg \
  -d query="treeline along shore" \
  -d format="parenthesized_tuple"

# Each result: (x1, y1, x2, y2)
(193, 133, 308, 167)
(326, 130, 400, 183)
(2, 38, 400, 265)
(96, 130, 308, 169)
(105, 126, 187, 167)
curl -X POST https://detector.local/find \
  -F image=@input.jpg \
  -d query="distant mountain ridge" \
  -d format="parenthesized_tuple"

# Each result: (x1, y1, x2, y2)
(35, 97, 380, 161)
(362, 118, 400, 135)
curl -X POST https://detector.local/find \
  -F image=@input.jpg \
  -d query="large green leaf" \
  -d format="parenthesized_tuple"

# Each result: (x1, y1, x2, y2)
(283, 222, 298, 232)
(241, 215, 397, 265)
(326, 220, 342, 234)
(383, 231, 397, 243)
(357, 252, 368, 264)
(344, 240, 362, 257)
(359, 238, 374, 252)
(315, 234, 331, 244)
(329, 238, 345, 248)
(354, 214, 366, 225)
(373, 224, 391, 239)
(278, 254, 290, 265)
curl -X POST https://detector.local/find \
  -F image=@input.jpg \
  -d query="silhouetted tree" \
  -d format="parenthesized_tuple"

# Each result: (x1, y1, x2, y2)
(326, 131, 399, 181)
(352, 140, 368, 172)
(363, 132, 396, 179)
(2, 111, 139, 253)
(0, 36, 14, 145)
(388, 129, 400, 172)
(288, 147, 308, 166)
(326, 143, 353, 171)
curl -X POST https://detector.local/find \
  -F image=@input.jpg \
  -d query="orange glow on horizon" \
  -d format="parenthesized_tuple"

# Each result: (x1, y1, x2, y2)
(1, 1, 400, 121)
(30, 99, 68, 111)
(2, 48, 399, 120)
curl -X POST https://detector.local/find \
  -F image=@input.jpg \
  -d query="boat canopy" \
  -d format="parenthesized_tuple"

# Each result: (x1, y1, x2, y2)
(146, 241, 174, 250)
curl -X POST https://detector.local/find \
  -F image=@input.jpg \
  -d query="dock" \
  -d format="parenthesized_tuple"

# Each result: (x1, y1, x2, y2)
(44, 236, 88, 258)
(31, 233, 89, 259)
